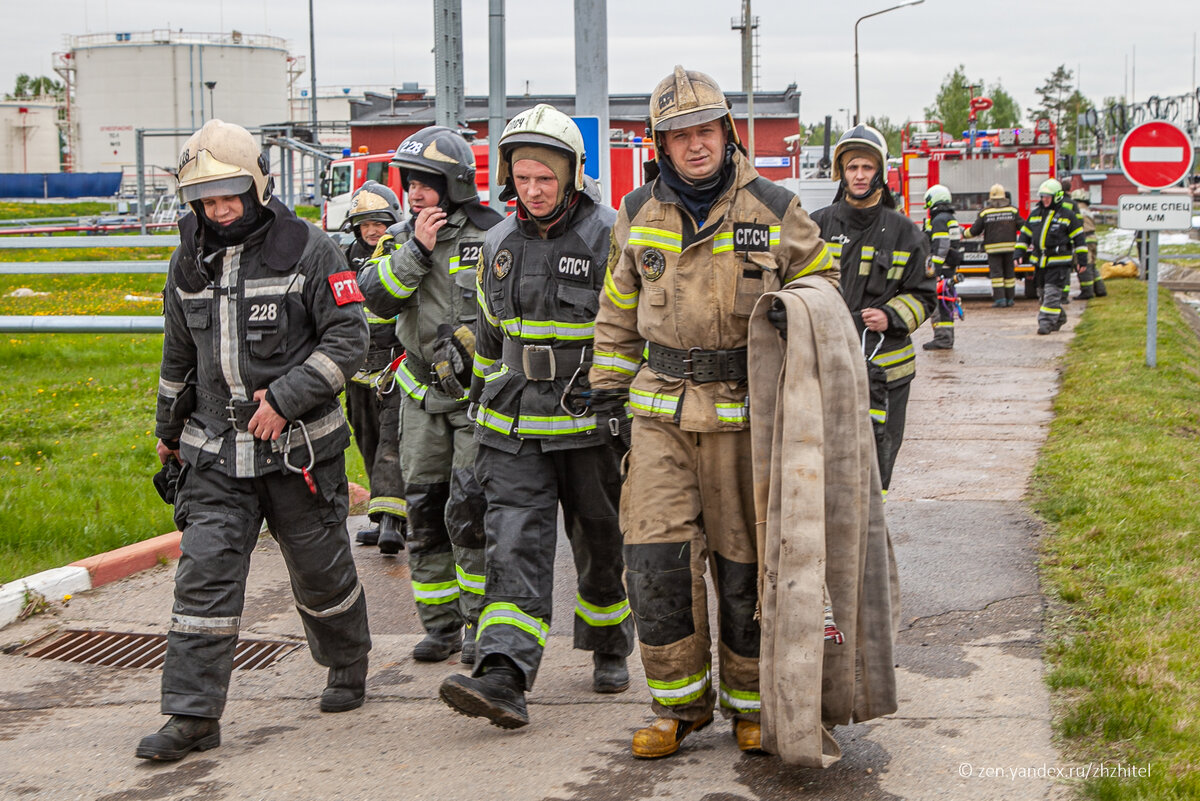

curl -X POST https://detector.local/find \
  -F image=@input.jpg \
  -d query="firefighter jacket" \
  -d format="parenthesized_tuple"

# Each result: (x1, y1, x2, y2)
(357, 205, 501, 409)
(590, 148, 836, 433)
(155, 199, 368, 478)
(343, 239, 401, 386)
(473, 186, 617, 453)
(811, 200, 933, 388)
(922, 202, 961, 277)
(1078, 206, 1098, 263)
(1015, 200, 1088, 269)
(967, 199, 1023, 254)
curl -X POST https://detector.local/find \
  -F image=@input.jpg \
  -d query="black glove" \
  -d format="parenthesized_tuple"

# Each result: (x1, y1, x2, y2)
(766, 298, 788, 339)
(1076, 253, 1088, 271)
(589, 389, 631, 453)
(152, 457, 183, 505)
(432, 323, 475, 399)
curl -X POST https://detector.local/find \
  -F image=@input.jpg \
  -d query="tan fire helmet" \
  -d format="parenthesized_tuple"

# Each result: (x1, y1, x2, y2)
(1070, 188, 1090, 204)
(648, 66, 740, 146)
(345, 180, 402, 229)
(496, 104, 587, 202)
(989, 184, 1006, 200)
(831, 124, 887, 182)
(176, 119, 272, 206)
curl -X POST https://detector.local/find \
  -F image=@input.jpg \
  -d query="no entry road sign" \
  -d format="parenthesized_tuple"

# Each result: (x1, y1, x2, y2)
(1119, 120, 1194, 190)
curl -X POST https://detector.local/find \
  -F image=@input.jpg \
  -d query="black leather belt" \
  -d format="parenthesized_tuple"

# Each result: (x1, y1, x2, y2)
(361, 348, 395, 374)
(195, 387, 260, 432)
(501, 340, 591, 381)
(647, 342, 748, 383)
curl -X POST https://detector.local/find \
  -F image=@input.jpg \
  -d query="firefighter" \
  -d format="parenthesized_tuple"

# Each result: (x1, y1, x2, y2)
(1070, 188, 1105, 299)
(139, 120, 371, 761)
(341, 181, 407, 553)
(1016, 179, 1088, 335)
(810, 124, 933, 496)
(589, 66, 835, 759)
(920, 184, 962, 351)
(967, 183, 1022, 307)
(437, 104, 635, 729)
(357, 126, 503, 664)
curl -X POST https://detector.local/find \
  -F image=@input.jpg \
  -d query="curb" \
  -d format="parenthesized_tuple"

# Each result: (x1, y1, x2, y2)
(0, 482, 370, 631)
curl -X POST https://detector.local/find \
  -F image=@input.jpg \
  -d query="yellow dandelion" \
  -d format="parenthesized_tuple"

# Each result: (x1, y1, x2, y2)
(63, 594, 72, 603)
(92, 452, 98, 457)
(14, 461, 21, 466)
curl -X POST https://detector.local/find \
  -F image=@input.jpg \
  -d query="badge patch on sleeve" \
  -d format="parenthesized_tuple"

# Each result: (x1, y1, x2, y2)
(328, 271, 365, 305)
(555, 254, 592, 283)
(733, 223, 771, 252)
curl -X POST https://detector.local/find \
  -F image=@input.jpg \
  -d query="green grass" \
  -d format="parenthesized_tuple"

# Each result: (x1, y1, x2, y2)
(0, 201, 121, 219)
(1036, 278, 1200, 798)
(0, 273, 367, 584)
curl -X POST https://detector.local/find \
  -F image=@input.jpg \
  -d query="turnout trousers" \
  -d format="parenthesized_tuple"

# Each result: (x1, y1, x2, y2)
(162, 454, 371, 719)
(345, 381, 406, 523)
(472, 440, 634, 689)
(399, 398, 487, 637)
(1036, 265, 1070, 330)
(878, 380, 912, 494)
(621, 416, 761, 724)
(987, 252, 1016, 304)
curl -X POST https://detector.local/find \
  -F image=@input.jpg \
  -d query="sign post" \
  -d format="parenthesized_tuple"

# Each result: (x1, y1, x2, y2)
(1117, 120, 1194, 367)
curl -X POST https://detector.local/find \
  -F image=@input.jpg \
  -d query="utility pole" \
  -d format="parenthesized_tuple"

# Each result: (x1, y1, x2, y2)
(308, 0, 318, 143)
(488, 0, 505, 205)
(575, 0, 610, 206)
(434, 0, 465, 129)
(731, 0, 756, 160)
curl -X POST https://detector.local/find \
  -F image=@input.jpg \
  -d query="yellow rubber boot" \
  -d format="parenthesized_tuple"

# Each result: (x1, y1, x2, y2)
(631, 715, 713, 759)
(734, 720, 765, 753)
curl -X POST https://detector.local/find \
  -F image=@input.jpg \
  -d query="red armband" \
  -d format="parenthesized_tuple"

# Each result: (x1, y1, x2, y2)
(328, 271, 365, 305)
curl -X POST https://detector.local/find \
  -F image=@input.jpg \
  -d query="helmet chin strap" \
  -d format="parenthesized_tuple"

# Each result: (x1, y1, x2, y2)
(845, 171, 886, 201)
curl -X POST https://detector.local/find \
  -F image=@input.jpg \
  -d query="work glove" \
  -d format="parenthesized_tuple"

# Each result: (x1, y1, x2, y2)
(1076, 253, 1088, 271)
(589, 388, 632, 454)
(432, 323, 475, 400)
(152, 456, 183, 505)
(766, 298, 788, 340)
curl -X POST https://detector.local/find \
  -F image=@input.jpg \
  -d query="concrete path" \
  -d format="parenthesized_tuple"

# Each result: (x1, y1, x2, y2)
(0, 298, 1079, 801)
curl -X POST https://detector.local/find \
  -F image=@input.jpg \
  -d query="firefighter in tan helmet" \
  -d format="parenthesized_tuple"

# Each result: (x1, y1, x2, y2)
(589, 66, 840, 759)
(140, 120, 371, 760)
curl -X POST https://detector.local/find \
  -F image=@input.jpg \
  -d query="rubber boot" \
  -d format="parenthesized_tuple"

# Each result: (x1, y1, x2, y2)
(439, 656, 529, 729)
(320, 656, 368, 712)
(1005, 286, 1016, 307)
(1094, 278, 1107, 297)
(992, 298, 1006, 308)
(733, 720, 765, 753)
(592, 652, 630, 694)
(355, 523, 379, 547)
(631, 715, 713, 759)
(1037, 320, 1054, 335)
(135, 715, 220, 761)
(413, 626, 463, 662)
(377, 514, 406, 555)
(461, 622, 476, 666)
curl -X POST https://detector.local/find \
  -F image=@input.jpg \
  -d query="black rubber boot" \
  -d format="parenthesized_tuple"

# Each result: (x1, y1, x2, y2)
(135, 715, 220, 761)
(439, 658, 529, 729)
(320, 656, 368, 712)
(592, 652, 630, 694)
(1094, 279, 1107, 297)
(377, 515, 406, 555)
(461, 622, 476, 666)
(922, 339, 953, 350)
(355, 524, 380, 546)
(1037, 321, 1054, 335)
(413, 627, 463, 662)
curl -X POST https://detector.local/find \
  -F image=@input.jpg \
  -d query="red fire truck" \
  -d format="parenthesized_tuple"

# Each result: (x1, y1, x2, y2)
(321, 140, 656, 231)
(899, 116, 1058, 296)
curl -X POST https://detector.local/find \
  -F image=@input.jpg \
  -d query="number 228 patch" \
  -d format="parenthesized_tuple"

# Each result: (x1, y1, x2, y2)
(328, 271, 365, 305)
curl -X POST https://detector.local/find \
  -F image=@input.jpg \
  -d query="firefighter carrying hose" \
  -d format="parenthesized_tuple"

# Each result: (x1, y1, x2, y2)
(590, 66, 836, 759)
(341, 181, 407, 553)
(921, 184, 963, 351)
(141, 120, 372, 761)
(1016, 179, 1088, 335)
(967, 183, 1023, 307)
(437, 104, 634, 729)
(357, 126, 503, 665)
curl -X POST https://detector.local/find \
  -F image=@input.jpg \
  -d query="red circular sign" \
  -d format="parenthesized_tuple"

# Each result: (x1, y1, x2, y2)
(1119, 121, 1194, 189)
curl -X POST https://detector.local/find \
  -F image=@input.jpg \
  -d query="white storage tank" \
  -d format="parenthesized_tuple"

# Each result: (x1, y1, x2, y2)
(67, 30, 298, 180)
(0, 101, 61, 173)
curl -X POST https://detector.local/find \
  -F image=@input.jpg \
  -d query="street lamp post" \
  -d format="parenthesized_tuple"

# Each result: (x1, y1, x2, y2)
(204, 81, 217, 120)
(854, 0, 924, 126)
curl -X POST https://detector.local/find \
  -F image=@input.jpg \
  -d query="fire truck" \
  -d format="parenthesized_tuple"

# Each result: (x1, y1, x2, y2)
(899, 113, 1058, 296)
(321, 140, 656, 231)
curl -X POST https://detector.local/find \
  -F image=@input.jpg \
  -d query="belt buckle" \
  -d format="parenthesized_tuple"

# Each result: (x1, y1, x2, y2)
(226, 400, 241, 430)
(682, 347, 702, 380)
(522, 344, 555, 381)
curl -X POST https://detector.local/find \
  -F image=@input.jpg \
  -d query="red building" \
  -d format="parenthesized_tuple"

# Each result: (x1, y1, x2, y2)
(348, 85, 804, 182)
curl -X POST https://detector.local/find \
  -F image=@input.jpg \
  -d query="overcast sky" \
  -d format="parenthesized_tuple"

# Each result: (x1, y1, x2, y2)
(5, 1, 1198, 129)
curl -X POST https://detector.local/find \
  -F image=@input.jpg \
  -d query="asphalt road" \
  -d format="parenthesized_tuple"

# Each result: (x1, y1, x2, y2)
(0, 296, 1080, 801)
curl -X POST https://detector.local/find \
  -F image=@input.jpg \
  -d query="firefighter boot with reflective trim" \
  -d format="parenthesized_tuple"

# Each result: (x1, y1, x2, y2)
(413, 627, 463, 662)
(377, 514, 406, 555)
(1037, 320, 1055, 335)
(135, 715, 220, 761)
(320, 656, 368, 712)
(439, 659, 529, 729)
(631, 715, 713, 759)
(734, 720, 765, 754)
(355, 524, 379, 546)
(592, 652, 630, 694)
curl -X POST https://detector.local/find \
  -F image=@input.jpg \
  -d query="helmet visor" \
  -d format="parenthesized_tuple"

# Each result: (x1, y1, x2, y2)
(653, 105, 729, 133)
(178, 174, 254, 203)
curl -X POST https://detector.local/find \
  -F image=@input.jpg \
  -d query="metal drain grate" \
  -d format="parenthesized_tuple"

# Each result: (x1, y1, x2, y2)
(23, 630, 301, 671)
